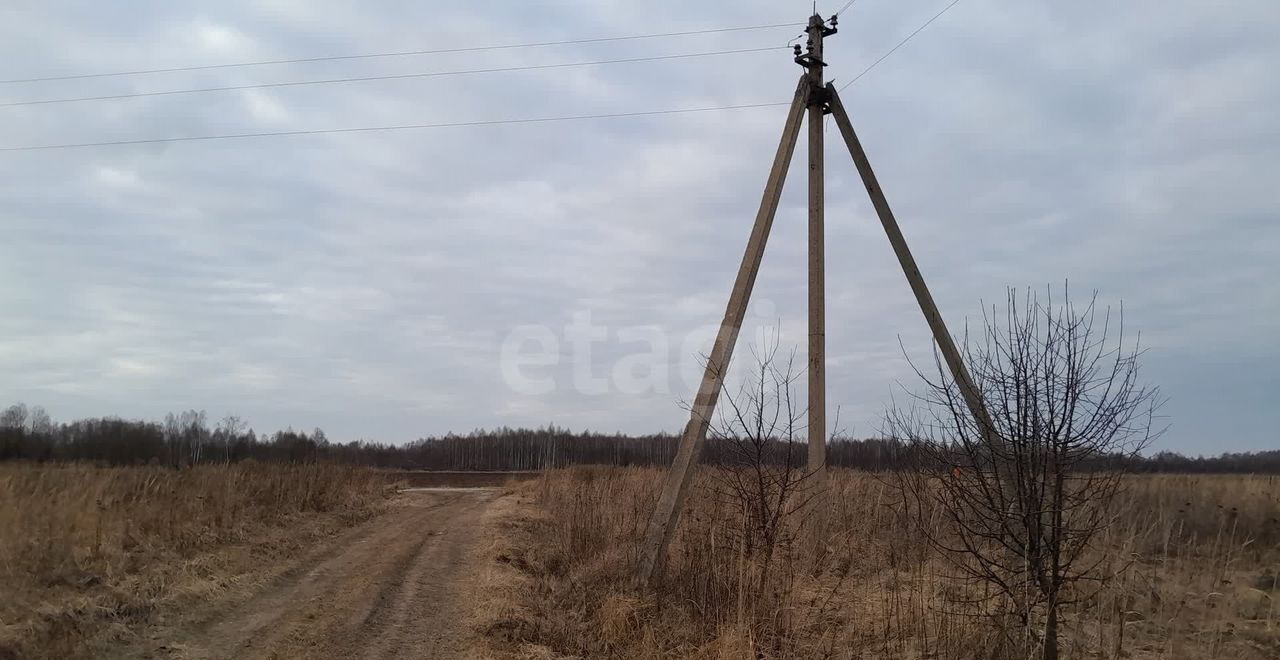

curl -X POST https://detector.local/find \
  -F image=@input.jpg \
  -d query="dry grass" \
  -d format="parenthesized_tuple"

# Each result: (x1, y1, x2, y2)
(0, 462, 392, 659)
(475, 467, 1280, 659)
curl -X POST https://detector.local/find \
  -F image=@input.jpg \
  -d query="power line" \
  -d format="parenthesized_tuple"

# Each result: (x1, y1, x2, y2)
(832, 0, 859, 18)
(838, 0, 963, 92)
(0, 23, 803, 85)
(0, 47, 783, 109)
(0, 102, 790, 152)
(1, 6, 966, 153)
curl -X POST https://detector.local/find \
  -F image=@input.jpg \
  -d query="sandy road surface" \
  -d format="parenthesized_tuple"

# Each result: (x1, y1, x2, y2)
(118, 488, 496, 660)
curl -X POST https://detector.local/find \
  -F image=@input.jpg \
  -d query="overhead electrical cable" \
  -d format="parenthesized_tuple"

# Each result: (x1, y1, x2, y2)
(837, 0, 962, 91)
(0, 47, 784, 108)
(832, 0, 859, 18)
(0, 23, 803, 84)
(0, 4, 971, 153)
(0, 102, 791, 152)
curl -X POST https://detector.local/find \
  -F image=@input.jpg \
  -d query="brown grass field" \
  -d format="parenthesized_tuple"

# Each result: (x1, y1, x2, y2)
(473, 467, 1280, 659)
(393, 470, 541, 488)
(0, 463, 392, 659)
(3, 463, 1277, 659)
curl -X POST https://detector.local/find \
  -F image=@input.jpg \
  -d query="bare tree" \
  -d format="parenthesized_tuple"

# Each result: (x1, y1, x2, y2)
(183, 410, 209, 465)
(704, 337, 818, 610)
(0, 403, 29, 430)
(886, 286, 1164, 660)
(27, 406, 54, 435)
(163, 410, 209, 467)
(216, 415, 247, 463)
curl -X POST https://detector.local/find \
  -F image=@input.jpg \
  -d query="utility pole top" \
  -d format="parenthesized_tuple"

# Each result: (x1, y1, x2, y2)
(794, 14, 836, 71)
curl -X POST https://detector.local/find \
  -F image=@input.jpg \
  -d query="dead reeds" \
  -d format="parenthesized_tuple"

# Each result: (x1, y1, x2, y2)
(479, 468, 1280, 659)
(0, 462, 390, 658)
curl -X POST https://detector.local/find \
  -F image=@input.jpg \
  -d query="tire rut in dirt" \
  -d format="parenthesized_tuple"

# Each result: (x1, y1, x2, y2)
(132, 490, 487, 660)
(356, 495, 488, 659)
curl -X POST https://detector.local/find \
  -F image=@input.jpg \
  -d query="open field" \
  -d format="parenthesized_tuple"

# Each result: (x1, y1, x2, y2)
(0, 463, 395, 658)
(473, 468, 1280, 659)
(391, 470, 541, 488)
(6, 463, 1277, 659)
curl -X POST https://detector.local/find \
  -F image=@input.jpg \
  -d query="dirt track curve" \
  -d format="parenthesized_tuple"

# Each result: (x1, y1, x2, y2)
(120, 488, 495, 660)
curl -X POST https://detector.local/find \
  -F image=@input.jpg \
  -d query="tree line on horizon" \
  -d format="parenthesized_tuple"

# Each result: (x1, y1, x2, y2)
(0, 402, 1275, 473)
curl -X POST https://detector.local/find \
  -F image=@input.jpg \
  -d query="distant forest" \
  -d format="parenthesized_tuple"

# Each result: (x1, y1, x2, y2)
(1, 402, 1276, 473)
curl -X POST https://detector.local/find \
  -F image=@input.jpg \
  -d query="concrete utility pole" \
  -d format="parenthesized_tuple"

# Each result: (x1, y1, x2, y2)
(637, 77, 810, 584)
(804, 13, 832, 495)
(635, 12, 995, 586)
(825, 85, 1000, 447)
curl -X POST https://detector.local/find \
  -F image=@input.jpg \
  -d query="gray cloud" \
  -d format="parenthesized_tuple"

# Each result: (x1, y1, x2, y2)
(0, 0, 1276, 452)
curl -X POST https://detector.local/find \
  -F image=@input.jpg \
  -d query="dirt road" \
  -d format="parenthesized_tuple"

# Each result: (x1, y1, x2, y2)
(120, 488, 497, 660)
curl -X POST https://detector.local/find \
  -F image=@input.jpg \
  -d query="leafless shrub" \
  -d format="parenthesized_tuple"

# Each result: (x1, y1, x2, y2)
(886, 286, 1165, 659)
(702, 338, 822, 639)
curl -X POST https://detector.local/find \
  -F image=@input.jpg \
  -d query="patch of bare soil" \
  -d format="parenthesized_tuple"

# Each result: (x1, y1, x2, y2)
(101, 489, 498, 660)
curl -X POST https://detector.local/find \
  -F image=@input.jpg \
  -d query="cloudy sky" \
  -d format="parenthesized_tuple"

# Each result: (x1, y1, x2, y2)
(1, 1, 1276, 453)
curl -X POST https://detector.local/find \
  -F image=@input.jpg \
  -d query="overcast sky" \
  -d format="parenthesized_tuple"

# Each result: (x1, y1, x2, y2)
(1, 1, 1276, 454)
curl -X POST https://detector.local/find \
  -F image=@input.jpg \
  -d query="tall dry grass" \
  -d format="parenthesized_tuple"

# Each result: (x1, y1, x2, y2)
(0, 462, 391, 659)
(482, 467, 1280, 659)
